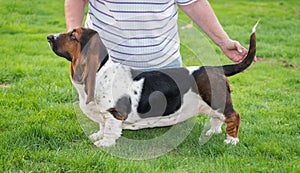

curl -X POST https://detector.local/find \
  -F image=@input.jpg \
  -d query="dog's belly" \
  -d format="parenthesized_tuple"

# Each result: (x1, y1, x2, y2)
(122, 89, 210, 130)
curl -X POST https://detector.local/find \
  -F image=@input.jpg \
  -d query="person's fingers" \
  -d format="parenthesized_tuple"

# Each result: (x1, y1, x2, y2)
(234, 41, 247, 54)
(221, 40, 256, 64)
(234, 41, 243, 53)
(254, 56, 257, 62)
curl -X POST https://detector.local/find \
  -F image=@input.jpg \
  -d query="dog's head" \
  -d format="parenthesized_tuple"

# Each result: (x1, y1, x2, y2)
(47, 28, 108, 104)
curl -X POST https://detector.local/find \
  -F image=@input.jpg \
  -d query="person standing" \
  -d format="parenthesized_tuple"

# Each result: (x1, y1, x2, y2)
(65, 0, 251, 70)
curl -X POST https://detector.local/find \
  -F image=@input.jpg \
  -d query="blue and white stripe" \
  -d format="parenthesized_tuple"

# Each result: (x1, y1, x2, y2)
(85, 0, 196, 70)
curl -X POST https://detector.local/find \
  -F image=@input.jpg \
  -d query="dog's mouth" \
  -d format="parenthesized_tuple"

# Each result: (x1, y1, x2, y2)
(47, 40, 54, 49)
(47, 34, 59, 49)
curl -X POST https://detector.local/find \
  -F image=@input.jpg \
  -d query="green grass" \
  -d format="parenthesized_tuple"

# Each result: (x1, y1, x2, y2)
(1, 0, 300, 172)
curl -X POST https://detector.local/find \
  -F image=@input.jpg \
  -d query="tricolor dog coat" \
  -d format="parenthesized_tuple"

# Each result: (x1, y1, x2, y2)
(47, 23, 257, 147)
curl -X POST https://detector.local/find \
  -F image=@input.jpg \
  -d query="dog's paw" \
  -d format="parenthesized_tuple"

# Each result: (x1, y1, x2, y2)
(89, 131, 103, 141)
(224, 136, 239, 145)
(215, 127, 222, 134)
(205, 127, 222, 136)
(94, 139, 116, 147)
(205, 129, 214, 136)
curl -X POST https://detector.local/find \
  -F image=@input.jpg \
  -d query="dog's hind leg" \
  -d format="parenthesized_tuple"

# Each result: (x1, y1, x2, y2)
(223, 91, 240, 145)
(205, 111, 224, 136)
(224, 112, 240, 145)
(193, 68, 240, 144)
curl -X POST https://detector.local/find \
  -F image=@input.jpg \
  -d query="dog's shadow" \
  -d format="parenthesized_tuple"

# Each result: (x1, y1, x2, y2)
(74, 101, 227, 160)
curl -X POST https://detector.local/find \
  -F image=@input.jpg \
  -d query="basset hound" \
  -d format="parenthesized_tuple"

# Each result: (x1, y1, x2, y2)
(47, 24, 257, 147)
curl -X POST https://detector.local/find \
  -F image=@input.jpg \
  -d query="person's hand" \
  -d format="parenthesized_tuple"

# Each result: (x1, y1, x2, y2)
(220, 39, 257, 63)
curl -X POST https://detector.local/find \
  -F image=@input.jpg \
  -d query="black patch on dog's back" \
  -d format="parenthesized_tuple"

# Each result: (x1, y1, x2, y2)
(132, 68, 193, 118)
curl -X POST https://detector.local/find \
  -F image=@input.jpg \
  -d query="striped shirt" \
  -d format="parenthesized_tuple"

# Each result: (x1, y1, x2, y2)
(85, 0, 196, 70)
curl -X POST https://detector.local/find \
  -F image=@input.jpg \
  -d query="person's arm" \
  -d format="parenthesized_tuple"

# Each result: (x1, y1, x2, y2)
(179, 0, 254, 63)
(65, 0, 89, 32)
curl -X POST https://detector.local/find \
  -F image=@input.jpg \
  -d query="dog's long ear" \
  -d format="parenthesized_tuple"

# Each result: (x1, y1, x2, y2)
(73, 29, 108, 104)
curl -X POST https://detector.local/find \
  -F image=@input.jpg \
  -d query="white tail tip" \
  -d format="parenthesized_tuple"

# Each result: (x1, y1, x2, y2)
(252, 20, 260, 33)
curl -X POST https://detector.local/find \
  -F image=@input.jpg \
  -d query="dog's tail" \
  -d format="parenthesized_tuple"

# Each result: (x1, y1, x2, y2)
(222, 21, 258, 77)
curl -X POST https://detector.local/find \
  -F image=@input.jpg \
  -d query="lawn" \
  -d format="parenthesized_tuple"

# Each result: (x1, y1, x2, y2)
(0, 0, 299, 172)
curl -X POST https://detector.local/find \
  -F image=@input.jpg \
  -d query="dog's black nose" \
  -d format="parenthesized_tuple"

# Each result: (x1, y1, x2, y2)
(47, 34, 54, 42)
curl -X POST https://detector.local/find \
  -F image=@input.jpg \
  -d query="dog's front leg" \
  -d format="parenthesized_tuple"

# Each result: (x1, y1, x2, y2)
(89, 121, 105, 141)
(94, 113, 122, 147)
(89, 112, 106, 141)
